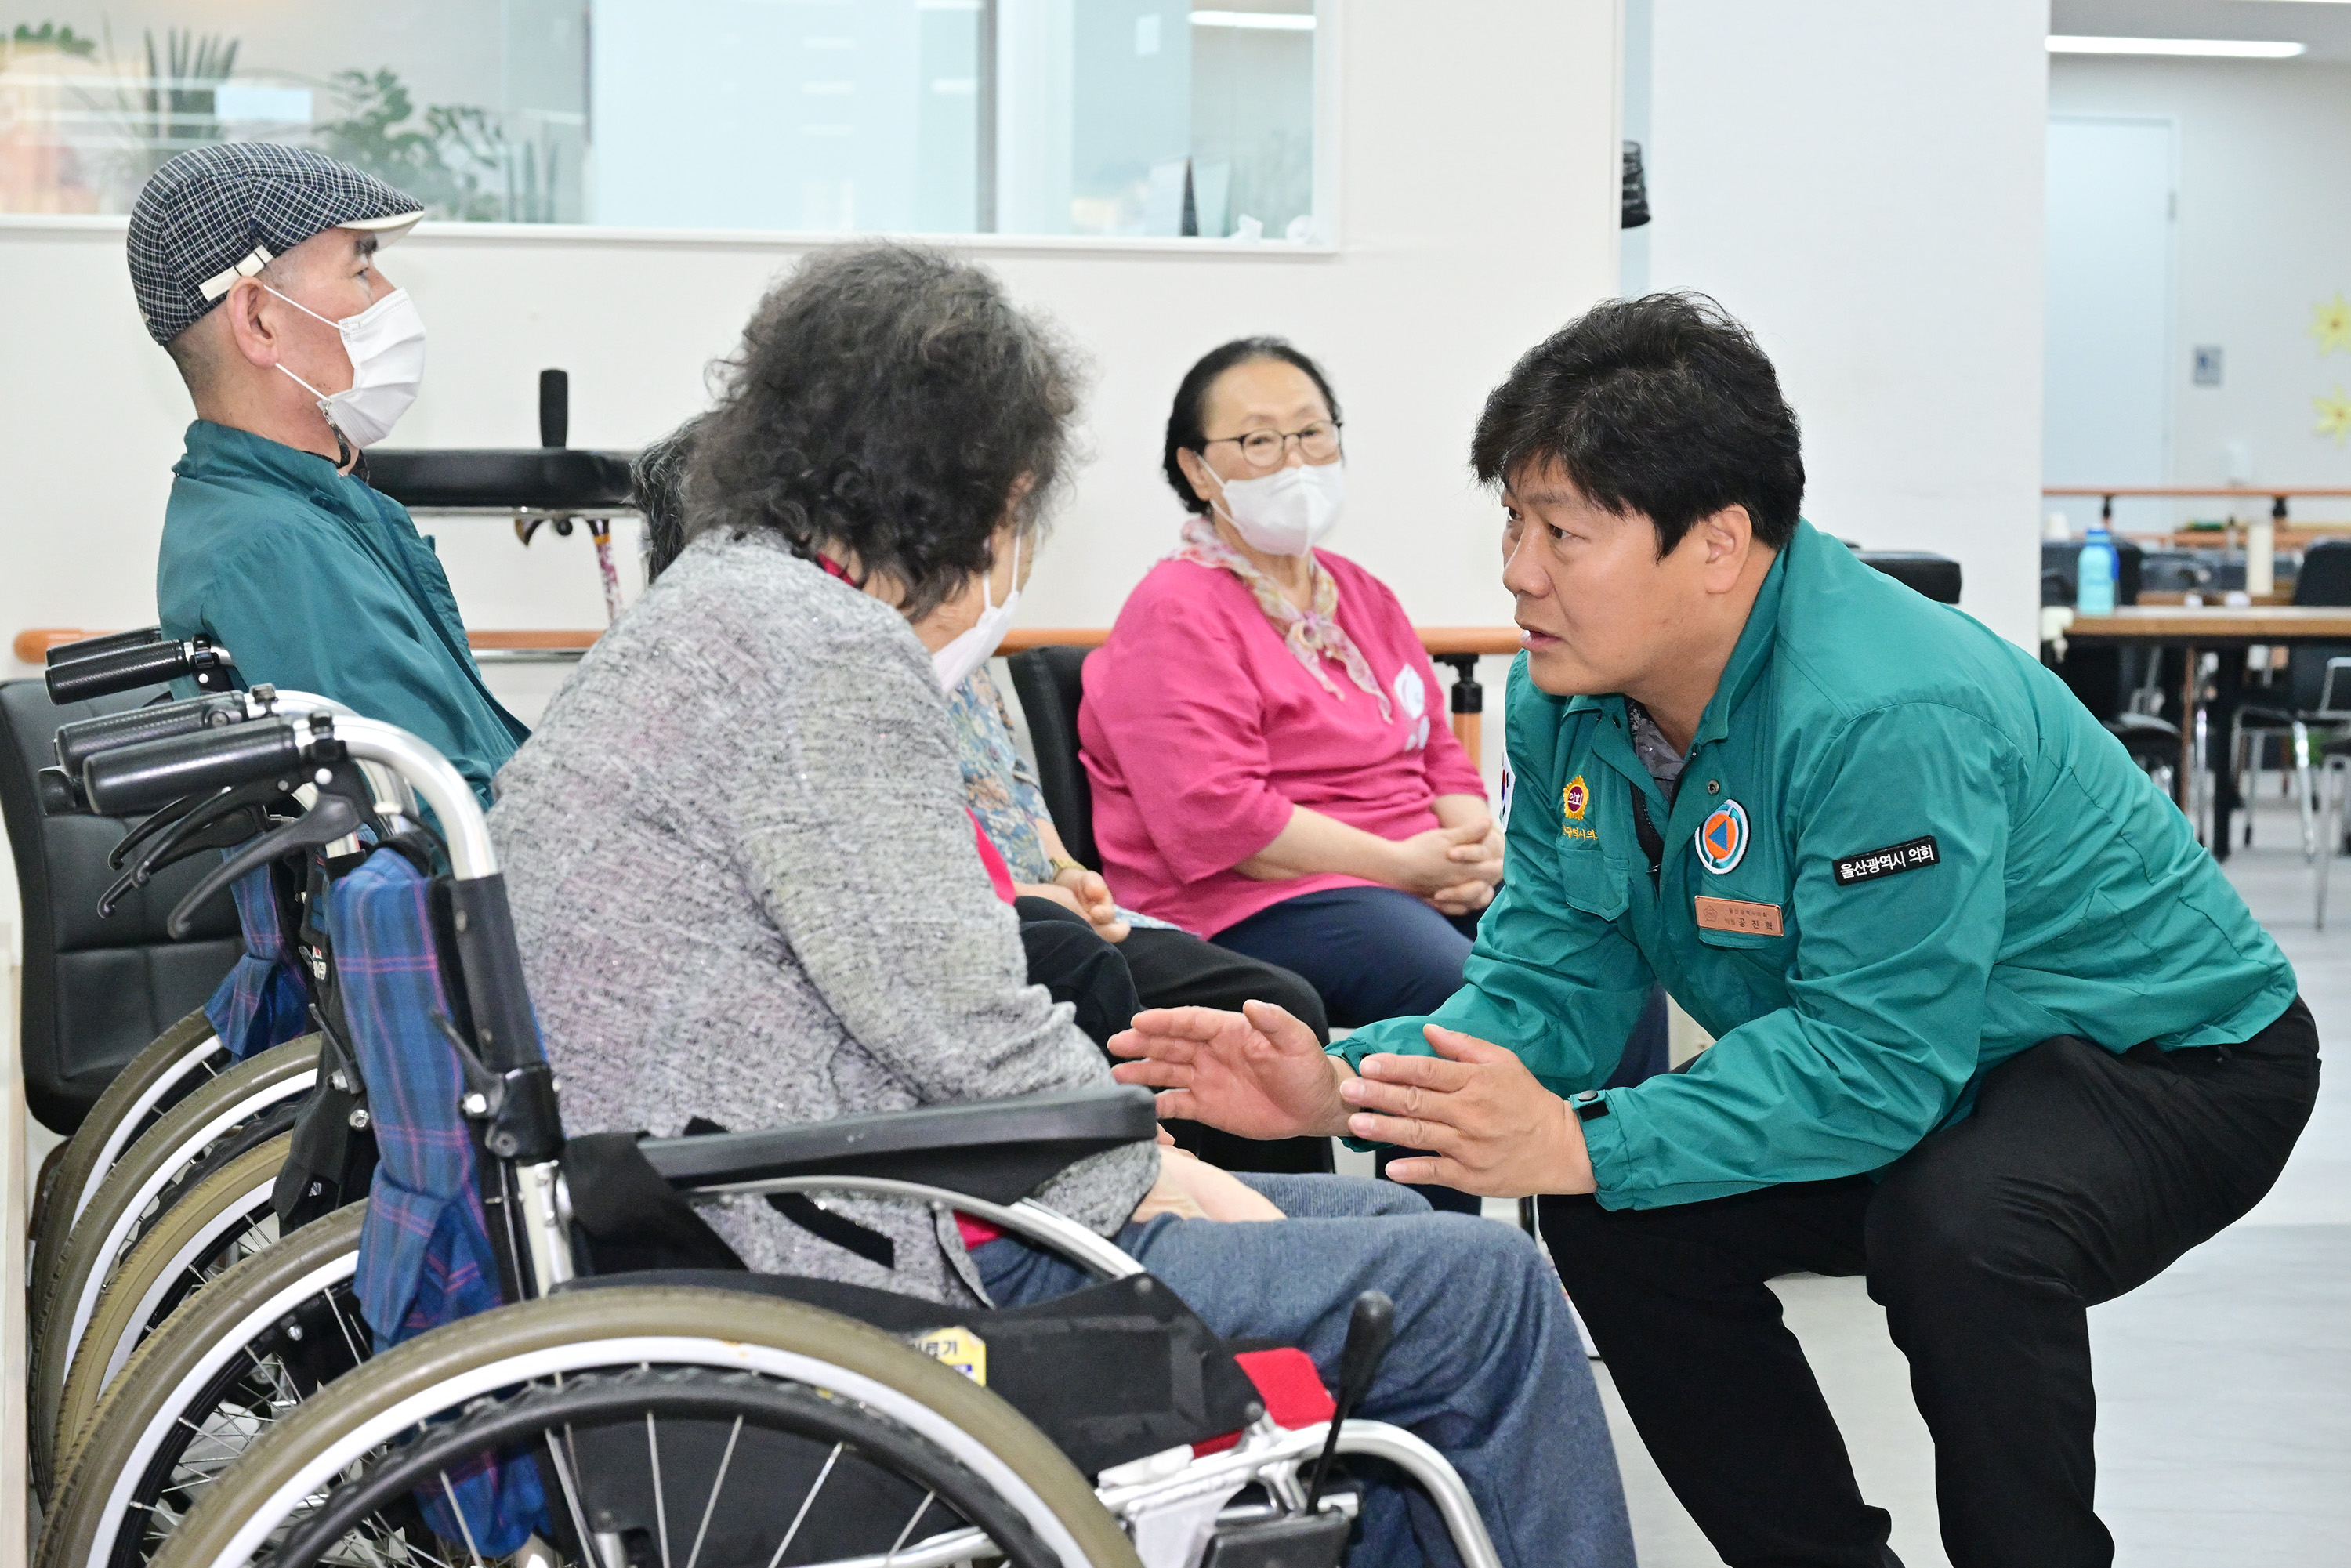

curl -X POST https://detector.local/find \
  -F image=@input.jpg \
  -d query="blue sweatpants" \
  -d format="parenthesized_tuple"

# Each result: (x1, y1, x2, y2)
(976, 1173, 1635, 1568)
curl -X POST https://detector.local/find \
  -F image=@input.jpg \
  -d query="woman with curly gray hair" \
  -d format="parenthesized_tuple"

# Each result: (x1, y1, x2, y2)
(489, 243, 1633, 1568)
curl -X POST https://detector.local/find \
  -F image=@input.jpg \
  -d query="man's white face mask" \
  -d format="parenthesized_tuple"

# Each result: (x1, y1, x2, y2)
(267, 284, 427, 449)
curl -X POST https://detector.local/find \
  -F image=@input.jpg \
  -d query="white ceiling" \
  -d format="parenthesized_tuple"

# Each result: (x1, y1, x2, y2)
(2053, 0, 2351, 62)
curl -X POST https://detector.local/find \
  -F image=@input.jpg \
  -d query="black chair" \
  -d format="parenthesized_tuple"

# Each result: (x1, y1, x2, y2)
(1856, 550, 1962, 606)
(1005, 644, 1099, 871)
(2232, 538, 2351, 849)
(0, 680, 241, 1132)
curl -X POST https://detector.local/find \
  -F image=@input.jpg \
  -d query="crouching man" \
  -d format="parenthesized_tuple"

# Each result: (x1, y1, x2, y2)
(1115, 292, 2319, 1568)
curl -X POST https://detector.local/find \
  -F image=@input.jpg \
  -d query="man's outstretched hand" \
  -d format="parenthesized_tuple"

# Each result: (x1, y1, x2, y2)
(1109, 1001, 1350, 1142)
(1345, 1025, 1597, 1199)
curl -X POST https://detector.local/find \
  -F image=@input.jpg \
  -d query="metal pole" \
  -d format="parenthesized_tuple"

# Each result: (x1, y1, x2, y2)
(976, 0, 998, 232)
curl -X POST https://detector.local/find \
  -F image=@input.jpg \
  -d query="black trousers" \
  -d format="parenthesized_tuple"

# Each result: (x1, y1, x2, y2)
(1015, 901, 1335, 1175)
(1541, 997, 2321, 1568)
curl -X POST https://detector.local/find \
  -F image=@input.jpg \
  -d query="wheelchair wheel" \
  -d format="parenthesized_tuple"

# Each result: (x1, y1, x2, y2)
(38, 1206, 368, 1568)
(30, 1036, 320, 1499)
(150, 1285, 1143, 1568)
(29, 1010, 227, 1310)
(51, 1134, 294, 1476)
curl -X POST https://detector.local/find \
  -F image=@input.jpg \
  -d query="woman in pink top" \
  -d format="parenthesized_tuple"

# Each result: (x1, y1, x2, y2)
(1081, 339, 1505, 1204)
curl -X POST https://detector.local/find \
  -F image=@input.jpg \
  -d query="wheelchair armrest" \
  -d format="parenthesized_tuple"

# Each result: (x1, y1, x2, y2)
(635, 1084, 1160, 1206)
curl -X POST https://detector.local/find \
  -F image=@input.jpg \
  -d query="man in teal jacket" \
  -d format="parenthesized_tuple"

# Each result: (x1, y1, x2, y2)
(132, 143, 526, 805)
(1114, 295, 2319, 1567)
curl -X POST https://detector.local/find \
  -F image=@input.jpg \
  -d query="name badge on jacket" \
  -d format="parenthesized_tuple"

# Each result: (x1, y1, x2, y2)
(1694, 896, 1784, 936)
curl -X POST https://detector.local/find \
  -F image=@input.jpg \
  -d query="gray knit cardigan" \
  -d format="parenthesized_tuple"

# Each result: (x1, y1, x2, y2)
(487, 529, 1157, 1305)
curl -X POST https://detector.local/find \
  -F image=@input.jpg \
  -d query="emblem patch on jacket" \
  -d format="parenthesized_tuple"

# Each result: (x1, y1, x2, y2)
(1696, 800, 1749, 874)
(1834, 835, 1940, 885)
(1563, 774, 1589, 821)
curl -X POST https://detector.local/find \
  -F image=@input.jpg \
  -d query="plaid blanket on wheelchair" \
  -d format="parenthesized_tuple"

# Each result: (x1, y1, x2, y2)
(326, 846, 545, 1551)
(203, 863, 310, 1061)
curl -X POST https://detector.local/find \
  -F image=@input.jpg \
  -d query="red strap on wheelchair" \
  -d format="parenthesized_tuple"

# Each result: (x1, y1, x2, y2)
(1194, 1347, 1337, 1455)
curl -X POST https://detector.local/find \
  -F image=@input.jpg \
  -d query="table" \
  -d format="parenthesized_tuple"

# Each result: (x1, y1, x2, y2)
(2064, 607, 2351, 857)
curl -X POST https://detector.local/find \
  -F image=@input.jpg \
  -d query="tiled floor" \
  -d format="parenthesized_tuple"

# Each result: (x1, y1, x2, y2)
(1604, 793, 2351, 1566)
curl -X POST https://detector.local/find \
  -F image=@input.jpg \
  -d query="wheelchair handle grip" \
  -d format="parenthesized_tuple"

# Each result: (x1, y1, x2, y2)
(83, 721, 309, 818)
(53, 693, 246, 775)
(44, 626, 166, 666)
(46, 639, 215, 704)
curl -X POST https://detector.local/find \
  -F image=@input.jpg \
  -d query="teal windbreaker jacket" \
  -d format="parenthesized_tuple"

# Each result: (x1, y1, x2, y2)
(156, 422, 528, 806)
(1340, 520, 2296, 1209)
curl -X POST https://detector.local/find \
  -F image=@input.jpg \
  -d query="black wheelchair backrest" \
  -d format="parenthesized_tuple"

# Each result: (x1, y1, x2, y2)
(0, 679, 242, 1131)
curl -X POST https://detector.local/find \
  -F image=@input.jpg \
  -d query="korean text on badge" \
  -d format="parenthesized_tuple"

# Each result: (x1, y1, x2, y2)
(1832, 835, 1940, 887)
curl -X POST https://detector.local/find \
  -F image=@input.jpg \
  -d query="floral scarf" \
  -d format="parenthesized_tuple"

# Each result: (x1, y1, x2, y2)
(1172, 517, 1392, 722)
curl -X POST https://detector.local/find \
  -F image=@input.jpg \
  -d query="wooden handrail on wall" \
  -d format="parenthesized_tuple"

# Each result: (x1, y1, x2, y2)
(17, 624, 1521, 754)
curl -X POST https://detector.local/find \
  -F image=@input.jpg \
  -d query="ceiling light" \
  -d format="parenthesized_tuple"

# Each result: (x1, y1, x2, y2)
(1190, 11, 1317, 31)
(2048, 34, 2306, 57)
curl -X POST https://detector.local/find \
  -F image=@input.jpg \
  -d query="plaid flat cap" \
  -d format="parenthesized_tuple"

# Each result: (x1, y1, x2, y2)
(128, 143, 424, 346)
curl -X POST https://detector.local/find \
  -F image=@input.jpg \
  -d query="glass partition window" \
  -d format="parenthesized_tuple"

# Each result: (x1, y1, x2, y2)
(0, 2, 1320, 239)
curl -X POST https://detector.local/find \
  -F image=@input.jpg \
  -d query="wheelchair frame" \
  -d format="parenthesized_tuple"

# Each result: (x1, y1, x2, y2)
(50, 710, 1505, 1568)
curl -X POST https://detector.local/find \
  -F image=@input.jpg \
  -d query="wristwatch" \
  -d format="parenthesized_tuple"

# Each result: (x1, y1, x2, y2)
(1048, 856, 1086, 880)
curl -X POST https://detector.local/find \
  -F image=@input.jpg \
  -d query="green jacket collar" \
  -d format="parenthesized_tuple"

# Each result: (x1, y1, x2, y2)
(173, 420, 351, 492)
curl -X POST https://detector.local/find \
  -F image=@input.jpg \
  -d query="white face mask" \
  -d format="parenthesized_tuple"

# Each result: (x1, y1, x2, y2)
(267, 285, 428, 449)
(1210, 459, 1346, 556)
(933, 532, 1023, 691)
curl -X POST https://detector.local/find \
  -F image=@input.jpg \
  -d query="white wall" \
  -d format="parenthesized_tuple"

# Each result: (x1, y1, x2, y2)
(2050, 57, 2351, 528)
(0, 2, 1621, 939)
(1643, 1, 2051, 646)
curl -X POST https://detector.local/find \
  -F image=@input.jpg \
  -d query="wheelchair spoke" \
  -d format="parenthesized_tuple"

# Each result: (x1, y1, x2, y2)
(328, 1288, 369, 1369)
(766, 1440, 843, 1568)
(882, 1492, 936, 1563)
(546, 1421, 600, 1563)
(647, 1413, 673, 1568)
(436, 1471, 488, 1568)
(681, 1415, 743, 1568)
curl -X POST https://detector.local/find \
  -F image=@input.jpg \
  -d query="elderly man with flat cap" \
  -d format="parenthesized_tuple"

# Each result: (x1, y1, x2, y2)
(132, 143, 526, 804)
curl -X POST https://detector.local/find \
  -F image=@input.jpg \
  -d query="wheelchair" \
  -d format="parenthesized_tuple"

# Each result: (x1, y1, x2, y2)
(22, 642, 412, 1494)
(38, 708, 1505, 1568)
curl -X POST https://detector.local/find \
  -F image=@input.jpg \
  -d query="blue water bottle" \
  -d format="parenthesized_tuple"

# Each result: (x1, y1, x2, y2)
(2078, 523, 2117, 616)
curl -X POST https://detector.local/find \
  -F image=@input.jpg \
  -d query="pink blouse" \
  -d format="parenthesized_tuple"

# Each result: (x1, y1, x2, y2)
(1079, 549, 1489, 936)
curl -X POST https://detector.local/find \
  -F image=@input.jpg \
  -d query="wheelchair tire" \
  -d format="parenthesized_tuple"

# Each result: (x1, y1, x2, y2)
(38, 1205, 368, 1568)
(150, 1284, 1143, 1568)
(30, 1035, 320, 1500)
(51, 1134, 294, 1478)
(28, 1010, 226, 1316)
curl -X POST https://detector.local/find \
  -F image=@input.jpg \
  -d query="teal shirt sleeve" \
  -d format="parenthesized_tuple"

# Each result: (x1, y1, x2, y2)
(1583, 702, 2015, 1208)
(1335, 660, 1655, 1098)
(186, 524, 512, 806)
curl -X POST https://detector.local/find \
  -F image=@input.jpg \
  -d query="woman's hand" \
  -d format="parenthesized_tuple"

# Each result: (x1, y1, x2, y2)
(1055, 864, 1130, 943)
(1131, 1145, 1286, 1223)
(1384, 820, 1503, 899)
(1014, 876, 1130, 942)
(1110, 1000, 1352, 1140)
(1428, 877, 1498, 918)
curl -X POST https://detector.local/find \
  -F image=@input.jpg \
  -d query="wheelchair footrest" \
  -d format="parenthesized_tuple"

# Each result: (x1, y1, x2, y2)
(1202, 1508, 1353, 1568)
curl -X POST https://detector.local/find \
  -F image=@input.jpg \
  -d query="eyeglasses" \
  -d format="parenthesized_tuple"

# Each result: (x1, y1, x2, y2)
(1201, 420, 1344, 472)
